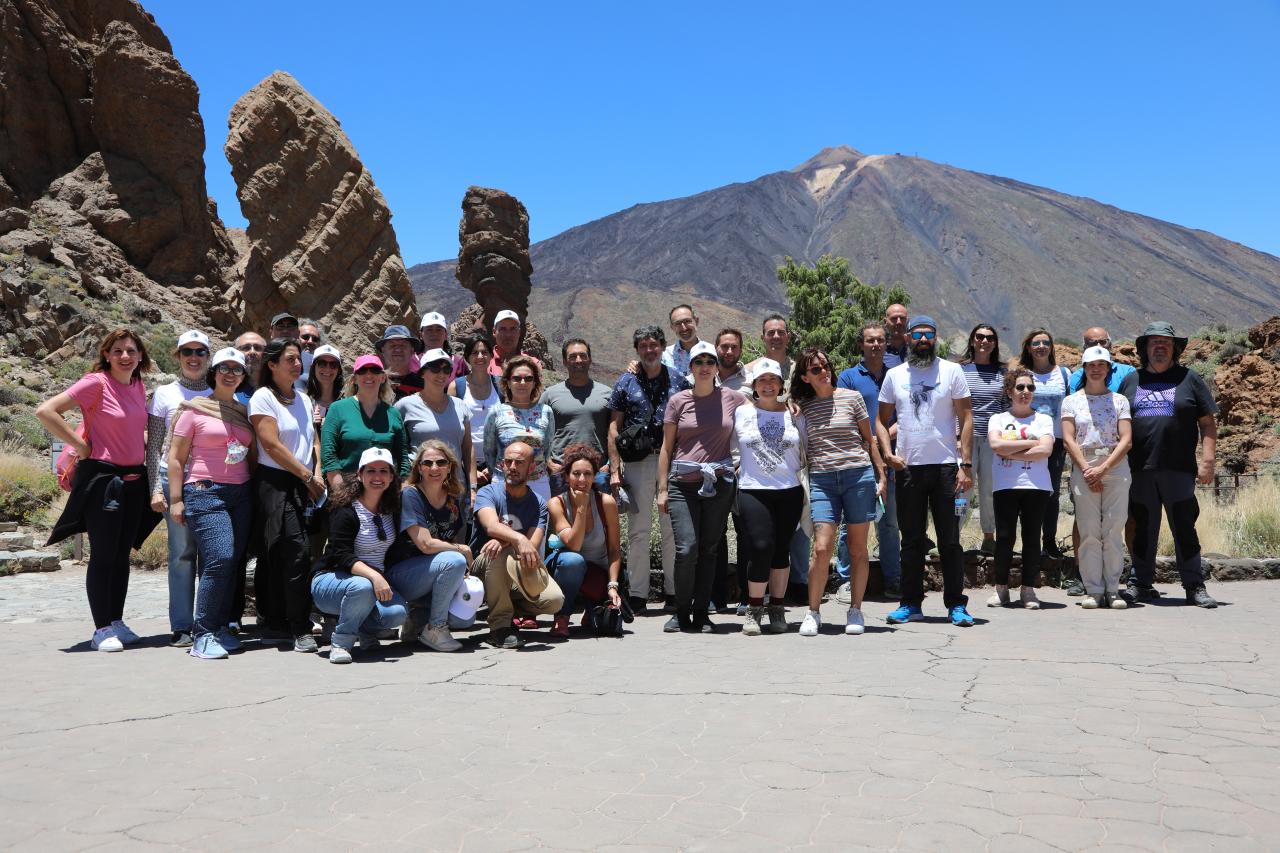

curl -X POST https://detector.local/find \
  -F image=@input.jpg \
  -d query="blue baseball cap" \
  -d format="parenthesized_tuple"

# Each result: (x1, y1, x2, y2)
(908, 315, 937, 333)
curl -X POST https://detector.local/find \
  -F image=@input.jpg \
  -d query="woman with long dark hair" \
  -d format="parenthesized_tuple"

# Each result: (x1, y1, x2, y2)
(305, 344, 343, 559)
(311, 448, 408, 663)
(958, 324, 1006, 553)
(790, 347, 886, 637)
(1016, 329, 1071, 559)
(39, 327, 161, 652)
(450, 332, 502, 486)
(250, 338, 324, 651)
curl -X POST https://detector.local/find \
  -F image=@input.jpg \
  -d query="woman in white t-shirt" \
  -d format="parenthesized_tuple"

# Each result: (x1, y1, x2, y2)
(1062, 346, 1133, 609)
(731, 359, 805, 637)
(986, 367, 1055, 610)
(1016, 328, 1072, 558)
(249, 338, 324, 651)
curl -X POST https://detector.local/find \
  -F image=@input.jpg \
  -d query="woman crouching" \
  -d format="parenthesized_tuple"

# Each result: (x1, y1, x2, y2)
(311, 448, 408, 663)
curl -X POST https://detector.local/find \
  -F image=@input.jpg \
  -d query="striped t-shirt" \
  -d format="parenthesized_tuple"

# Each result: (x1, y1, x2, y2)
(351, 501, 394, 571)
(961, 363, 1006, 437)
(799, 389, 872, 473)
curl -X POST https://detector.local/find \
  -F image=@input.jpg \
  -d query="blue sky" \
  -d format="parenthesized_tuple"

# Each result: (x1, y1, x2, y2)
(149, 1, 1280, 265)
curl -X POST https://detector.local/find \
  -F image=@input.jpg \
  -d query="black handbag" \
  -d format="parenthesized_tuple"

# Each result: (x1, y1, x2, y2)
(592, 595, 634, 637)
(616, 367, 669, 463)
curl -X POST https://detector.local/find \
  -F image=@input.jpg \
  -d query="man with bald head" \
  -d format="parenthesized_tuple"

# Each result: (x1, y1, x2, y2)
(1068, 327, 1136, 393)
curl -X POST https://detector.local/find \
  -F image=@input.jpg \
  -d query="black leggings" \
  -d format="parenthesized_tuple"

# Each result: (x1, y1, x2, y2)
(993, 488, 1050, 588)
(735, 487, 805, 584)
(83, 475, 148, 628)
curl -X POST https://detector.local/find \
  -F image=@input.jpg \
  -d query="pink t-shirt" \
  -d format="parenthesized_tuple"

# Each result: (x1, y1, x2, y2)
(66, 372, 147, 466)
(663, 387, 749, 481)
(172, 409, 254, 485)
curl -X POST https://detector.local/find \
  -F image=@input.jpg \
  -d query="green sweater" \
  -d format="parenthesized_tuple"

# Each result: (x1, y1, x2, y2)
(320, 396, 407, 476)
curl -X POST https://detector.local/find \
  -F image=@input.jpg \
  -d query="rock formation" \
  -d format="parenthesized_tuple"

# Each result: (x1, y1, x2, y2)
(456, 187, 534, 328)
(225, 71, 417, 355)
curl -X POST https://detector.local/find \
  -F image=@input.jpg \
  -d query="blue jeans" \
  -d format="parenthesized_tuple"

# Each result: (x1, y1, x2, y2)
(837, 470, 900, 586)
(185, 481, 252, 639)
(161, 471, 199, 632)
(385, 551, 468, 627)
(545, 550, 589, 615)
(310, 572, 408, 650)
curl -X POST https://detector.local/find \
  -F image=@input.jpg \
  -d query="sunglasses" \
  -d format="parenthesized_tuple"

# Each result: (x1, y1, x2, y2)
(910, 330, 937, 341)
(1084, 338, 1111, 348)
(371, 515, 386, 542)
(299, 334, 321, 343)
(313, 359, 339, 369)
(972, 333, 996, 343)
(355, 366, 384, 375)
(691, 358, 717, 367)
(806, 363, 829, 375)
(1030, 340, 1053, 348)
(419, 458, 450, 469)
(1013, 383, 1035, 392)
(509, 375, 536, 383)
(215, 364, 245, 375)
(422, 361, 451, 374)
(179, 347, 209, 357)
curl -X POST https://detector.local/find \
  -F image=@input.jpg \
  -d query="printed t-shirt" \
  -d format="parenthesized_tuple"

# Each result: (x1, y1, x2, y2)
(248, 387, 315, 470)
(799, 389, 871, 473)
(1031, 366, 1070, 438)
(1061, 390, 1130, 452)
(67, 372, 147, 465)
(385, 486, 464, 567)
(663, 387, 749, 481)
(988, 411, 1055, 491)
(734, 406, 805, 490)
(1119, 366, 1218, 474)
(172, 409, 253, 484)
(471, 483, 548, 551)
(878, 359, 970, 465)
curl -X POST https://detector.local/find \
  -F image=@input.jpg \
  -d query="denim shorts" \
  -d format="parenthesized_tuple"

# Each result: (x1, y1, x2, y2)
(809, 466, 877, 526)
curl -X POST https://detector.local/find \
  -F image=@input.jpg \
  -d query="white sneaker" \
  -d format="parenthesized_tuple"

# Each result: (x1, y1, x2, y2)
(1020, 587, 1041, 610)
(110, 620, 140, 644)
(329, 645, 352, 664)
(799, 610, 821, 637)
(835, 582, 852, 605)
(1109, 594, 1128, 610)
(91, 627, 123, 652)
(987, 585, 1009, 607)
(420, 624, 462, 652)
(1081, 594, 1101, 609)
(845, 607, 865, 635)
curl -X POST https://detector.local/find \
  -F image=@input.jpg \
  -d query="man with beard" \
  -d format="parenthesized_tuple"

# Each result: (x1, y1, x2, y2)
(1119, 322, 1219, 608)
(713, 328, 748, 391)
(877, 316, 975, 627)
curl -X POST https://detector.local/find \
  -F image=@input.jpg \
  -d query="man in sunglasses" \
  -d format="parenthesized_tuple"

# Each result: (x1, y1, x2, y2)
(269, 312, 300, 342)
(877, 315, 976, 627)
(1068, 327, 1136, 393)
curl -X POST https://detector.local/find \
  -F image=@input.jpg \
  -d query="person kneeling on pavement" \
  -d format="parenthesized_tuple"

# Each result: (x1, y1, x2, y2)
(310, 448, 408, 663)
(473, 441, 564, 649)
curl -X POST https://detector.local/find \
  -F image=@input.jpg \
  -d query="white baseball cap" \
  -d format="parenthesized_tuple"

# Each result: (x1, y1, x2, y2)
(177, 329, 210, 349)
(689, 341, 718, 362)
(1081, 345, 1112, 364)
(420, 311, 448, 330)
(358, 447, 395, 471)
(750, 358, 783, 384)
(493, 309, 521, 326)
(419, 347, 451, 367)
(449, 575, 485, 622)
(312, 344, 341, 364)
(210, 347, 246, 369)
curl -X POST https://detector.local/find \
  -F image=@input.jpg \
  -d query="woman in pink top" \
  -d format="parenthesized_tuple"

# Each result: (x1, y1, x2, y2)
(39, 328, 160, 653)
(168, 348, 258, 660)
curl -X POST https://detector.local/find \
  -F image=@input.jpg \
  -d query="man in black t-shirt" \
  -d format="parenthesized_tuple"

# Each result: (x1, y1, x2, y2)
(1119, 322, 1219, 608)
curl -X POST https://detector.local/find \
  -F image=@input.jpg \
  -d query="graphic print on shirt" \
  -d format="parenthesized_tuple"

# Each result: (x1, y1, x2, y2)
(997, 421, 1036, 472)
(1133, 383, 1176, 418)
(909, 381, 938, 421)
(745, 414, 792, 475)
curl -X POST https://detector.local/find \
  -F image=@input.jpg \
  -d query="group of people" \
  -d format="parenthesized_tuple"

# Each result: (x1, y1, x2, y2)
(38, 298, 1222, 660)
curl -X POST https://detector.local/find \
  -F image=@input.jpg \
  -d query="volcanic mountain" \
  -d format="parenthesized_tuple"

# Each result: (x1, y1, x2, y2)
(409, 145, 1280, 371)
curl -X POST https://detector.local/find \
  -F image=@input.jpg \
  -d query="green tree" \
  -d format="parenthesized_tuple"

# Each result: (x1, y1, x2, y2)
(777, 255, 910, 369)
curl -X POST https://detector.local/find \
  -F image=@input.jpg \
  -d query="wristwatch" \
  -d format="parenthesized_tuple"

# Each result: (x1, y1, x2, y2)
(959, 462, 973, 469)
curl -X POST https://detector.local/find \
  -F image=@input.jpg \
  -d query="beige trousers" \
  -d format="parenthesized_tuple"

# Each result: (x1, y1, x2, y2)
(476, 547, 565, 630)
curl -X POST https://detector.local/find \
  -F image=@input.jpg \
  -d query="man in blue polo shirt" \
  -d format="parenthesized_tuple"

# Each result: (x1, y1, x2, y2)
(836, 321, 900, 597)
(1068, 326, 1137, 392)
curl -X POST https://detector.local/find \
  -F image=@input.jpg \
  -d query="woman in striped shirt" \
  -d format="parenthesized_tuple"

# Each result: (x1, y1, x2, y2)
(791, 347, 887, 638)
(958, 324, 1007, 553)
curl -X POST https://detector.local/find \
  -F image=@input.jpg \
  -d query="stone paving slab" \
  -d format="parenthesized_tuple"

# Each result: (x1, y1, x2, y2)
(1, 568, 1278, 850)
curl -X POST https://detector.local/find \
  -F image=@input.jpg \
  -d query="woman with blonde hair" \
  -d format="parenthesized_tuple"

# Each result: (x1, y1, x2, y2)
(483, 355, 557, 502)
(320, 354, 406, 492)
(384, 439, 471, 651)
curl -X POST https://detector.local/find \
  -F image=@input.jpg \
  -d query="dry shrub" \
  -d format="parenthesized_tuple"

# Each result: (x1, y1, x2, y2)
(136, 525, 168, 570)
(1159, 476, 1280, 558)
(0, 452, 60, 525)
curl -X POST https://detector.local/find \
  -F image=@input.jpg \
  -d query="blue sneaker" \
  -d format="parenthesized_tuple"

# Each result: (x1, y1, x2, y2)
(949, 606, 974, 627)
(190, 634, 228, 660)
(886, 605, 924, 624)
(216, 629, 242, 652)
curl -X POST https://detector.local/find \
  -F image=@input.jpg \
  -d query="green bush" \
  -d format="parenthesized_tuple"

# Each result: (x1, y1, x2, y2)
(0, 452, 59, 524)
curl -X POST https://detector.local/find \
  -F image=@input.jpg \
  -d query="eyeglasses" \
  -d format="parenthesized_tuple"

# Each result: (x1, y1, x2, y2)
(972, 333, 996, 343)
(1084, 338, 1111, 348)
(422, 361, 451, 374)
(672, 318, 696, 328)
(371, 515, 386, 542)
(910, 330, 936, 341)
(355, 366, 384, 375)
(1013, 383, 1036, 392)
(1029, 340, 1053, 348)
(237, 343, 265, 353)
(299, 334, 321, 343)
(419, 459, 450, 469)
(691, 358, 717, 367)
(179, 347, 208, 357)
(215, 364, 245, 375)
(509, 375, 536, 383)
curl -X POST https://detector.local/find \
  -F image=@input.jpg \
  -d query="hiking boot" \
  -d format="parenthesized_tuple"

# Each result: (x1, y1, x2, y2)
(742, 605, 764, 636)
(1020, 587, 1041, 610)
(987, 584, 1010, 607)
(979, 537, 996, 556)
(293, 634, 318, 653)
(765, 605, 788, 634)
(1065, 577, 1087, 597)
(799, 610, 821, 637)
(1123, 580, 1161, 603)
(1186, 586, 1218, 609)
(420, 625, 462, 652)
(628, 596, 647, 614)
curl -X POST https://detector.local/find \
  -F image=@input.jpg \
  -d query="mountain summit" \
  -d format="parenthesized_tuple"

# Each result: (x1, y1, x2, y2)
(410, 146, 1280, 371)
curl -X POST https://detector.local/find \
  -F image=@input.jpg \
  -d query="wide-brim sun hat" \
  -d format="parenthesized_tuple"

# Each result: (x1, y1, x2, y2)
(1135, 321, 1188, 351)
(376, 324, 425, 353)
(505, 553, 552, 600)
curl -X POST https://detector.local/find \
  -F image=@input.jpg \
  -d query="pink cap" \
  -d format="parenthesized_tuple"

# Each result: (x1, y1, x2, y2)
(353, 354, 384, 373)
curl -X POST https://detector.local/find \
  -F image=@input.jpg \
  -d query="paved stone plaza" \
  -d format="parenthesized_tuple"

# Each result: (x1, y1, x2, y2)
(1, 568, 1278, 851)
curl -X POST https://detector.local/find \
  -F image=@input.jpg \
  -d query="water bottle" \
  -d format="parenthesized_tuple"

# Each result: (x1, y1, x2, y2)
(547, 533, 564, 552)
(954, 493, 968, 517)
